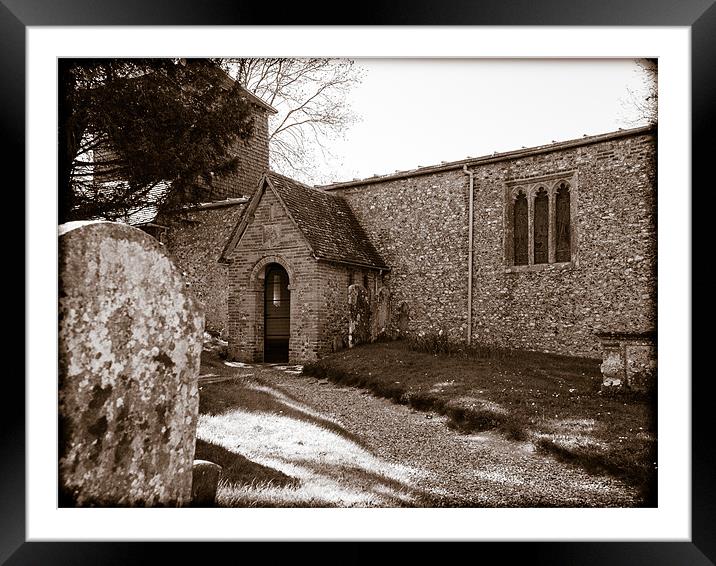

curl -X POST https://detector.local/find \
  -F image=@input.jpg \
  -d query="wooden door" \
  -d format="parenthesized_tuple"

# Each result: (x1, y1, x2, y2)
(264, 265, 290, 362)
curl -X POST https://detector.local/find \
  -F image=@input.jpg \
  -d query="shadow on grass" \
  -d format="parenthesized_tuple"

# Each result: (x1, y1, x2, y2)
(293, 460, 422, 507)
(194, 438, 298, 489)
(216, 458, 424, 508)
(303, 364, 526, 439)
(197, 407, 427, 508)
(200, 378, 371, 451)
(535, 437, 657, 506)
(291, 458, 615, 508)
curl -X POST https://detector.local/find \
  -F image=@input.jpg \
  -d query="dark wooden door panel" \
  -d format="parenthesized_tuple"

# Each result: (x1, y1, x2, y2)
(264, 265, 290, 362)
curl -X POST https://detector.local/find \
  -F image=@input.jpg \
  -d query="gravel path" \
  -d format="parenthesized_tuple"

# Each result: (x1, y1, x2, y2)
(251, 364, 639, 508)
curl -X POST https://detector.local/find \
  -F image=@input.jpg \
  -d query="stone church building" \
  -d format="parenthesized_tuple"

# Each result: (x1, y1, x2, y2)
(153, 87, 656, 365)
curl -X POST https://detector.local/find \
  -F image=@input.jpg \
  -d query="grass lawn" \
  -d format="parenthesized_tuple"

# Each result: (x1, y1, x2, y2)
(303, 340, 657, 505)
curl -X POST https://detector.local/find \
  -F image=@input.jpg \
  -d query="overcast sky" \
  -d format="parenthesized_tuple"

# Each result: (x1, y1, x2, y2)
(298, 58, 654, 185)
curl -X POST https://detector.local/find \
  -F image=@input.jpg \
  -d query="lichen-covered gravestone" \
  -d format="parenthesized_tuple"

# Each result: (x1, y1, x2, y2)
(347, 283, 371, 347)
(370, 286, 390, 341)
(58, 222, 204, 506)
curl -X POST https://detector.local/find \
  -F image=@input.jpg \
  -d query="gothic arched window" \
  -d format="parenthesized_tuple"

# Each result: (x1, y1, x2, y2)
(555, 182, 571, 262)
(533, 188, 549, 264)
(513, 191, 528, 265)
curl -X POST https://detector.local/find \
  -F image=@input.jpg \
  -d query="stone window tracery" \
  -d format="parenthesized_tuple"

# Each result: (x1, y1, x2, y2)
(505, 174, 575, 269)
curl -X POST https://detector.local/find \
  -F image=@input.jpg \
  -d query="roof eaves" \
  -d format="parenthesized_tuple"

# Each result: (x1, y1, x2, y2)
(216, 67, 278, 114)
(313, 254, 391, 272)
(186, 197, 249, 211)
(240, 89, 278, 115)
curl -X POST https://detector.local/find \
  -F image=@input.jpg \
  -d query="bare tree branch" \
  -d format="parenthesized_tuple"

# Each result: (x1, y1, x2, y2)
(225, 58, 363, 182)
(621, 58, 657, 126)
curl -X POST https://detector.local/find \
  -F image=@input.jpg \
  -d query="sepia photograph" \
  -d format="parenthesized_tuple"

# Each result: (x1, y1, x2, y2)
(57, 56, 659, 510)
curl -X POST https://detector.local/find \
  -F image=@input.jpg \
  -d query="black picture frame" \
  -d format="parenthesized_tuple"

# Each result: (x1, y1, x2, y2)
(10, 1, 706, 564)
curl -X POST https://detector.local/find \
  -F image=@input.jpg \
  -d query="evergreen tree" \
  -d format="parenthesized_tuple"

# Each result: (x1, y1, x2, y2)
(58, 58, 254, 223)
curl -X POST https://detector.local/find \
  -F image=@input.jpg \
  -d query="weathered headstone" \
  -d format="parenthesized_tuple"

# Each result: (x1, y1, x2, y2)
(370, 286, 391, 341)
(59, 221, 204, 506)
(347, 284, 371, 348)
(191, 459, 223, 506)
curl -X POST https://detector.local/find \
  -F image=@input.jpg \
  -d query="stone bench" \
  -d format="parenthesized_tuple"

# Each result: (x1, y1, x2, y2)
(595, 331, 657, 393)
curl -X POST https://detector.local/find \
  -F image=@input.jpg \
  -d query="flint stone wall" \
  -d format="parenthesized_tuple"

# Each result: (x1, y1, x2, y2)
(331, 130, 656, 358)
(332, 169, 468, 343)
(59, 222, 204, 506)
(160, 203, 246, 337)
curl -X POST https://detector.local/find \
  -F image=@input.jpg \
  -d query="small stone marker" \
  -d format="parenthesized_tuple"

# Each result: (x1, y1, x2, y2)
(191, 459, 223, 506)
(58, 221, 204, 506)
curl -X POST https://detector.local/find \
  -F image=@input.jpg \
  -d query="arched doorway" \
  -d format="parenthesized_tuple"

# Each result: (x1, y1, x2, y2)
(264, 264, 290, 362)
